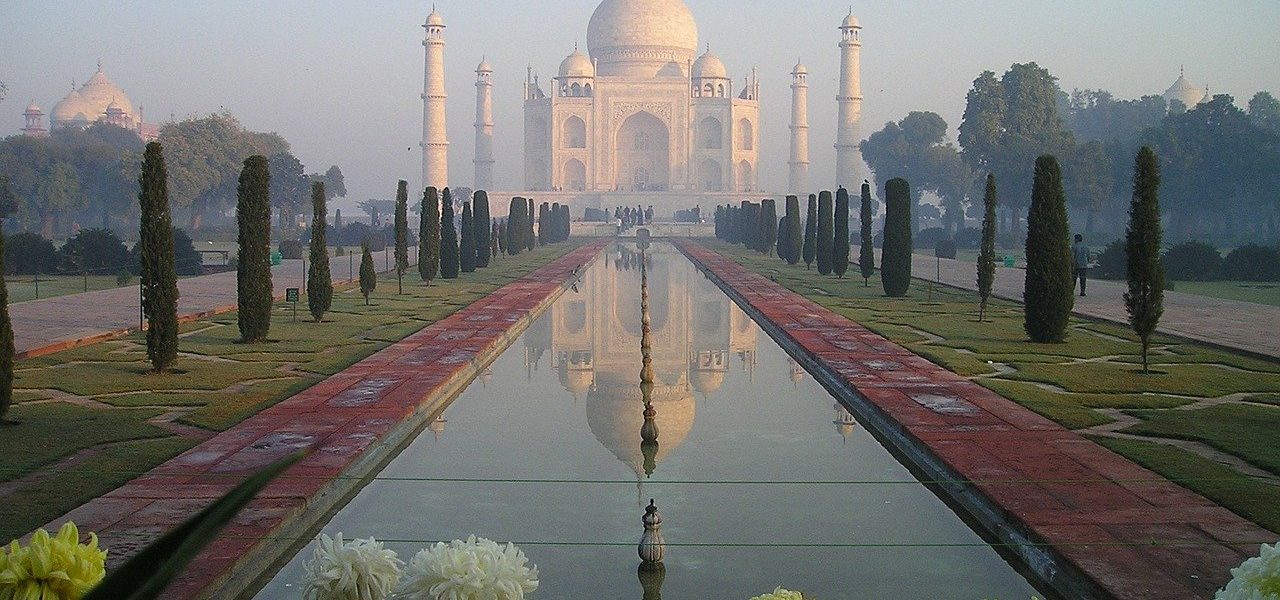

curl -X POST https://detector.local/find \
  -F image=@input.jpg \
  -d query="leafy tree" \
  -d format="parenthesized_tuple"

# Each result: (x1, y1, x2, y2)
(460, 202, 476, 273)
(474, 191, 491, 267)
(59, 228, 129, 274)
(138, 142, 179, 371)
(816, 191, 834, 275)
(861, 111, 970, 233)
(1023, 156, 1073, 342)
(0, 227, 13, 425)
(1065, 89, 1167, 147)
(783, 195, 802, 265)
(439, 189, 459, 279)
(307, 182, 333, 322)
(1064, 140, 1116, 234)
(1223, 245, 1280, 282)
(0, 176, 16, 221)
(2, 232, 58, 275)
(1248, 91, 1280, 134)
(418, 187, 440, 284)
(881, 179, 912, 297)
(833, 188, 851, 277)
(859, 182, 875, 285)
(357, 199, 395, 227)
(359, 240, 376, 305)
(236, 155, 272, 343)
(1162, 241, 1222, 281)
(1125, 147, 1164, 373)
(977, 174, 998, 321)
(308, 165, 347, 202)
(802, 195, 817, 269)
(392, 180, 410, 294)
(268, 153, 308, 233)
(158, 112, 284, 231)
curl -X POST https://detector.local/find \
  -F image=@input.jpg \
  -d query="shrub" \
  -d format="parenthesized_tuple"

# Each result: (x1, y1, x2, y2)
(802, 195, 817, 269)
(1222, 244, 1280, 282)
(419, 187, 441, 284)
(816, 191, 834, 275)
(833, 188, 850, 277)
(914, 227, 949, 249)
(59, 229, 129, 274)
(858, 182, 875, 285)
(1092, 239, 1126, 280)
(955, 227, 982, 250)
(172, 229, 203, 276)
(935, 239, 957, 259)
(439, 189, 459, 279)
(881, 178, 912, 297)
(1161, 241, 1222, 281)
(278, 239, 304, 260)
(2, 232, 59, 275)
(116, 269, 132, 287)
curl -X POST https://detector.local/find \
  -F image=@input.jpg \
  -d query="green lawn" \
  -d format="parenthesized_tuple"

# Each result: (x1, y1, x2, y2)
(0, 242, 583, 543)
(1166, 281, 1280, 307)
(3, 275, 136, 304)
(709, 240, 1280, 534)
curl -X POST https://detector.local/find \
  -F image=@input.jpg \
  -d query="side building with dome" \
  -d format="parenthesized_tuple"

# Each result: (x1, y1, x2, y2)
(20, 64, 159, 141)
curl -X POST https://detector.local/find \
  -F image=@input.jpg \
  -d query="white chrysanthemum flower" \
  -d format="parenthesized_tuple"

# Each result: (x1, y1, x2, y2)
(396, 535, 539, 600)
(748, 587, 804, 600)
(302, 533, 403, 600)
(1216, 543, 1280, 600)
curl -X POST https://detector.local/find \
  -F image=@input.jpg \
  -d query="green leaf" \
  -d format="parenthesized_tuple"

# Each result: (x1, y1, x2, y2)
(84, 450, 306, 600)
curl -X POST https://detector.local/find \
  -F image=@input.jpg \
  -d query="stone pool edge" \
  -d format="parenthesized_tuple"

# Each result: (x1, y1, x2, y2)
(674, 239, 1271, 600)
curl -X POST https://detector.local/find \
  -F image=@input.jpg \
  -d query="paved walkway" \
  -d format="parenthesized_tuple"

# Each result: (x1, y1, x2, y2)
(9, 248, 416, 358)
(899, 249, 1280, 359)
(681, 240, 1273, 600)
(41, 240, 604, 600)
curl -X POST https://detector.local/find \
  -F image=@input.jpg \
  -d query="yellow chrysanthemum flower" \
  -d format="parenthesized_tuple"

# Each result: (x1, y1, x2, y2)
(748, 587, 804, 600)
(0, 522, 107, 600)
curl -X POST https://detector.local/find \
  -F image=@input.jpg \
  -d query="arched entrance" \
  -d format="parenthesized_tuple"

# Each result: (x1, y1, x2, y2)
(615, 111, 670, 192)
(564, 159, 586, 192)
(699, 159, 722, 192)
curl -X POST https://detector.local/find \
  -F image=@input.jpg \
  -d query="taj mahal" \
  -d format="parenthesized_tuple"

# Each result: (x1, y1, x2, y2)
(419, 0, 866, 218)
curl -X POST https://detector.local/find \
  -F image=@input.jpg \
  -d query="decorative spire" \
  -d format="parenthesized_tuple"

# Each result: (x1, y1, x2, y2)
(638, 499, 666, 564)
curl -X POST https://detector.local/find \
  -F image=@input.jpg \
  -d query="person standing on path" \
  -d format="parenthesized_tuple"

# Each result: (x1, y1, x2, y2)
(1073, 234, 1090, 297)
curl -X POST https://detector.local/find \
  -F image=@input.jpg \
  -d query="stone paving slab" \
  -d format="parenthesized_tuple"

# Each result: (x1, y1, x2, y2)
(679, 240, 1275, 600)
(38, 241, 605, 600)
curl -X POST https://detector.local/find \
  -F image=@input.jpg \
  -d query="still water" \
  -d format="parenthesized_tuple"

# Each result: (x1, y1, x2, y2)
(254, 242, 1040, 599)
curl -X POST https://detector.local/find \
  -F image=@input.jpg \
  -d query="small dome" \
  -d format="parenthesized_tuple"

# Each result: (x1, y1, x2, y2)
(1164, 71, 1205, 110)
(425, 9, 445, 27)
(792, 61, 808, 75)
(559, 364, 594, 394)
(692, 50, 728, 80)
(689, 369, 725, 395)
(476, 57, 493, 72)
(842, 11, 861, 29)
(25, 102, 42, 114)
(106, 99, 124, 113)
(559, 50, 595, 78)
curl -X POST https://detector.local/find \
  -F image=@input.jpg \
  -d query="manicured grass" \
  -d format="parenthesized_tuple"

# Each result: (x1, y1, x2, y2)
(177, 378, 315, 431)
(1091, 436, 1280, 534)
(1004, 361, 1280, 397)
(1123, 404, 1280, 474)
(3, 275, 136, 304)
(14, 357, 290, 396)
(979, 379, 1114, 430)
(1168, 281, 1280, 307)
(0, 403, 170, 482)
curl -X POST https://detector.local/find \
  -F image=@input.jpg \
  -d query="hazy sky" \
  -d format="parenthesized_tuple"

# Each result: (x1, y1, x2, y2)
(2, 1, 1278, 214)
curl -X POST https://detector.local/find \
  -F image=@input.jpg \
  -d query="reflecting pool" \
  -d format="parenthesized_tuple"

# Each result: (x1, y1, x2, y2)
(253, 242, 1041, 599)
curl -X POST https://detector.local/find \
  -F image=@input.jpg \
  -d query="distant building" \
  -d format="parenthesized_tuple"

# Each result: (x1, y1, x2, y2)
(23, 63, 159, 141)
(1163, 67, 1211, 112)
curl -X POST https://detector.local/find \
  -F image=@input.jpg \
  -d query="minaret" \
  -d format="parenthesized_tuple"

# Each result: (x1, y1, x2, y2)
(421, 7, 449, 190)
(22, 102, 48, 138)
(474, 56, 495, 191)
(835, 9, 863, 188)
(788, 61, 810, 195)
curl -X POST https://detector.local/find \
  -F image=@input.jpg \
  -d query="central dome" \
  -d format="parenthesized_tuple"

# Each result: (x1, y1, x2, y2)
(587, 0, 699, 78)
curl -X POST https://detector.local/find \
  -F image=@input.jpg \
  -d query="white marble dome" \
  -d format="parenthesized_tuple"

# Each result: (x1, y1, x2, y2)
(559, 50, 595, 78)
(587, 0, 699, 77)
(692, 50, 728, 80)
(51, 89, 93, 126)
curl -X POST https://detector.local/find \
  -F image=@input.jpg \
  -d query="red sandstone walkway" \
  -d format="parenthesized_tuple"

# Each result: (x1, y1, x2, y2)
(678, 240, 1274, 600)
(43, 241, 605, 600)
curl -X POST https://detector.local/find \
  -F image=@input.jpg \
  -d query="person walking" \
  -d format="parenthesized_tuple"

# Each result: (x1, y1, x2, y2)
(1073, 234, 1091, 297)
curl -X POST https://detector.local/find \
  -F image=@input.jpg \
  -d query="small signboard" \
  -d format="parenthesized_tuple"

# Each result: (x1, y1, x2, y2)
(285, 288, 300, 302)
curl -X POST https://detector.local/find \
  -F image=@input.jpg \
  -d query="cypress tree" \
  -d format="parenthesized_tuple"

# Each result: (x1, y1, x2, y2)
(816, 191, 834, 275)
(759, 198, 778, 256)
(977, 174, 998, 321)
(419, 187, 441, 285)
(1125, 147, 1164, 373)
(526, 198, 536, 251)
(834, 187, 851, 278)
(334, 209, 344, 256)
(139, 142, 179, 371)
(537, 202, 549, 246)
(506, 198, 523, 256)
(236, 155, 272, 343)
(440, 188, 459, 279)
(803, 194, 817, 269)
(859, 182, 875, 286)
(474, 191, 491, 267)
(784, 195, 802, 265)
(492, 221, 501, 258)
(359, 240, 376, 305)
(1023, 155, 1074, 343)
(881, 178, 913, 297)
(459, 201, 476, 273)
(0, 227, 14, 425)
(307, 181, 333, 322)
(497, 222, 507, 255)
(394, 180, 409, 294)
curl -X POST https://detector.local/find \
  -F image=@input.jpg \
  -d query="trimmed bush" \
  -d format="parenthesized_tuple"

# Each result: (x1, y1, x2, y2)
(1092, 240, 1126, 280)
(880, 178, 912, 297)
(459, 201, 476, 273)
(859, 182, 875, 285)
(419, 187, 440, 284)
(816, 191, 834, 275)
(359, 240, 376, 305)
(1162, 241, 1222, 281)
(59, 229, 129, 274)
(914, 227, 949, 249)
(1223, 244, 1280, 282)
(784, 196, 802, 265)
(172, 229, 203, 276)
(278, 239, 304, 260)
(1023, 155, 1073, 343)
(834, 187, 850, 278)
(474, 192, 491, 267)
(935, 239, 957, 259)
(3, 232, 59, 275)
(955, 227, 982, 250)
(758, 198, 777, 256)
(439, 189, 459, 279)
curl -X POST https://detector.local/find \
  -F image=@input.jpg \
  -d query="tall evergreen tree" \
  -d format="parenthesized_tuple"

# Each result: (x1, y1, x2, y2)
(1125, 147, 1164, 373)
(977, 174, 998, 321)
(359, 240, 376, 305)
(497, 221, 507, 255)
(538, 202, 550, 246)
(526, 198, 536, 251)
(506, 198, 524, 256)
(440, 189, 460, 279)
(803, 195, 817, 269)
(491, 221, 501, 258)
(859, 182, 875, 286)
(236, 155, 272, 343)
(419, 187, 441, 285)
(881, 178, 913, 297)
(394, 180, 409, 294)
(139, 142, 179, 371)
(784, 195, 803, 265)
(759, 198, 778, 256)
(307, 181, 333, 322)
(1023, 155, 1073, 343)
(334, 208, 344, 256)
(816, 191, 835, 275)
(474, 191, 491, 267)
(459, 201, 476, 273)
(776, 215, 789, 260)
(833, 187, 851, 278)
(0, 227, 14, 425)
